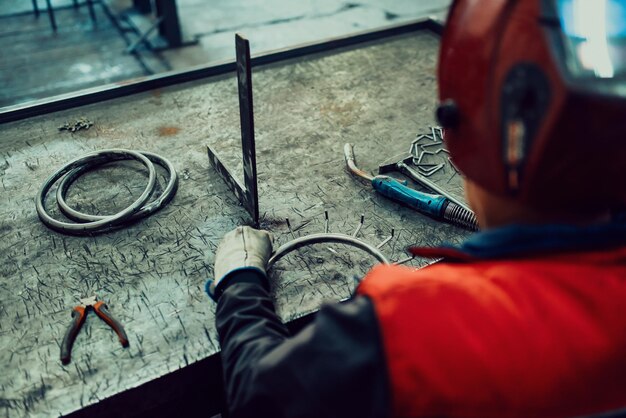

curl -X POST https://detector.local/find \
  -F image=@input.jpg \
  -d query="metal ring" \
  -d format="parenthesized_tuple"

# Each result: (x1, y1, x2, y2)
(267, 233, 390, 270)
(35, 149, 156, 235)
(56, 151, 178, 223)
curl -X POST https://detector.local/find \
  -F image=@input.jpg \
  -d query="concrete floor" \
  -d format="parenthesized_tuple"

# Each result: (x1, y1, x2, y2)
(0, 0, 450, 108)
(160, 0, 451, 69)
(0, 3, 155, 106)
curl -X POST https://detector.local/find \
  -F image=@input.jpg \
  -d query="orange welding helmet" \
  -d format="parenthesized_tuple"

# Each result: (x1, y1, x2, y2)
(437, 0, 626, 213)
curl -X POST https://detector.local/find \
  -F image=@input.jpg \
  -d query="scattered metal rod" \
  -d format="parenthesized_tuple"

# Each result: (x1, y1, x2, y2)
(352, 214, 364, 237)
(411, 134, 441, 155)
(415, 150, 436, 165)
(413, 134, 437, 144)
(413, 134, 430, 143)
(376, 228, 394, 249)
(413, 134, 434, 143)
(394, 255, 415, 265)
(448, 157, 459, 173)
(404, 130, 473, 212)
(431, 127, 439, 141)
(292, 219, 312, 233)
(433, 126, 444, 140)
(323, 210, 337, 253)
(324, 210, 329, 233)
(285, 218, 296, 239)
(418, 163, 444, 177)
(417, 164, 438, 173)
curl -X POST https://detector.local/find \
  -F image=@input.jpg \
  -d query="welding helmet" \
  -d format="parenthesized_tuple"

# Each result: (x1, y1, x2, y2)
(437, 0, 626, 213)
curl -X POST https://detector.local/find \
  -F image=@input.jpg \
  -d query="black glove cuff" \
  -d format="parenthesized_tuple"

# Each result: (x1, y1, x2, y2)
(213, 269, 270, 301)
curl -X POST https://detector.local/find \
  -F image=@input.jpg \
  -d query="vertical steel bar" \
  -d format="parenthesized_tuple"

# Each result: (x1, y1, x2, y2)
(235, 33, 259, 227)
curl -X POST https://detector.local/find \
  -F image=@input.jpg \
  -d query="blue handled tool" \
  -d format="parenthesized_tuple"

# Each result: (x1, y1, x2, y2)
(371, 176, 448, 217)
(344, 143, 478, 231)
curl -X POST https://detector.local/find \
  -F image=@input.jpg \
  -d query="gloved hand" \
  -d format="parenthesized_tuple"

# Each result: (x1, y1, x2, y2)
(206, 226, 273, 300)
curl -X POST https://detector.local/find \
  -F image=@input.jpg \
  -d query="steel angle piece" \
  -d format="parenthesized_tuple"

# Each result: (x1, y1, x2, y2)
(207, 33, 259, 227)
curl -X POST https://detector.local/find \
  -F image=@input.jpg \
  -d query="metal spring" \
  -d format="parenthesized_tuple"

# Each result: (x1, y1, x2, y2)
(443, 202, 479, 231)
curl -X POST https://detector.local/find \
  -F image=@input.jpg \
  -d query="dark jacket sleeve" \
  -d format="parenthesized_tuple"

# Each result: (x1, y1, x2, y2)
(215, 270, 390, 418)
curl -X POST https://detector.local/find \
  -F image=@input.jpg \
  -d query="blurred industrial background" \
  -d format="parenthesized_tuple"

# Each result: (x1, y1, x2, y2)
(0, 0, 450, 108)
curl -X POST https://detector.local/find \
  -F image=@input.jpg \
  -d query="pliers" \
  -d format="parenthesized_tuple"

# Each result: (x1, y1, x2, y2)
(60, 295, 129, 365)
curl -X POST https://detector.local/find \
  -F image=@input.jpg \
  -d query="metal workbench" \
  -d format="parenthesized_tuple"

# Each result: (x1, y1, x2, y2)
(0, 20, 470, 417)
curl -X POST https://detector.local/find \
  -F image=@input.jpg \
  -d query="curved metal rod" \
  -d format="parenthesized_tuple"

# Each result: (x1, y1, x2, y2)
(268, 233, 390, 270)
(35, 149, 156, 235)
(344, 143, 374, 181)
(56, 151, 178, 223)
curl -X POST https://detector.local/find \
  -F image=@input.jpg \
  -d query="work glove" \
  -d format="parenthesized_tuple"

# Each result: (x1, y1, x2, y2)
(206, 226, 273, 300)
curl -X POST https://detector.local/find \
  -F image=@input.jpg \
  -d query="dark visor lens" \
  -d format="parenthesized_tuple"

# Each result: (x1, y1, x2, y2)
(557, 0, 626, 79)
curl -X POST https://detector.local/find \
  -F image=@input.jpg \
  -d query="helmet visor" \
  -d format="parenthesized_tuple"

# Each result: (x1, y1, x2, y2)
(557, 0, 626, 79)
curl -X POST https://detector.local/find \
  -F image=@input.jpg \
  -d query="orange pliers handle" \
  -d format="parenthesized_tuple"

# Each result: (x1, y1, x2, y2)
(60, 302, 129, 365)
(93, 301, 129, 347)
(60, 306, 87, 365)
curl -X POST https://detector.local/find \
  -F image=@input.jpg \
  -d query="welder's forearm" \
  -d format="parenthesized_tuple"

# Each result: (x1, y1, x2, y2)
(216, 278, 290, 416)
(216, 281, 289, 349)
(214, 272, 390, 418)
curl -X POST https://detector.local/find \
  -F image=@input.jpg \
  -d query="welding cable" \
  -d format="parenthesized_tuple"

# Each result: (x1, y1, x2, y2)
(344, 143, 374, 181)
(267, 233, 390, 270)
(35, 149, 176, 235)
(56, 151, 178, 224)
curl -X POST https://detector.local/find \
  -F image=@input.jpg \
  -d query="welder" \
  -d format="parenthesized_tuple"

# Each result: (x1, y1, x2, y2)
(207, 0, 626, 416)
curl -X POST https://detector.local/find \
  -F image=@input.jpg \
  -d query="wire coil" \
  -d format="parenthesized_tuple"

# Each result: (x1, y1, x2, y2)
(35, 149, 178, 235)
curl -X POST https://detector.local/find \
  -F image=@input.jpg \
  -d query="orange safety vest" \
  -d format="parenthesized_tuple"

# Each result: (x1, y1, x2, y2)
(357, 247, 626, 418)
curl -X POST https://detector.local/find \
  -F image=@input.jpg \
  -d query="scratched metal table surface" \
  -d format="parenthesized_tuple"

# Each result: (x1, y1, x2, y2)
(0, 31, 470, 417)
